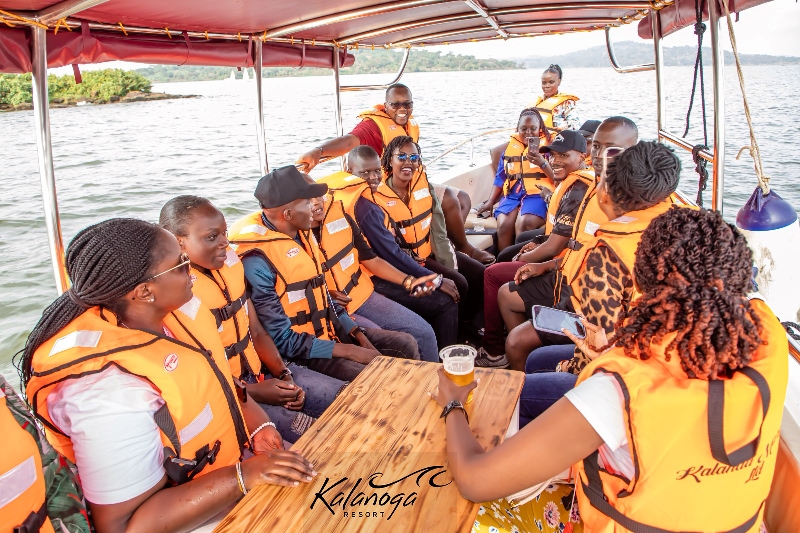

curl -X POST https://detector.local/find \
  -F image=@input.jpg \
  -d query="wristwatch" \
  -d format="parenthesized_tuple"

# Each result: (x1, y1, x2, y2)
(277, 368, 293, 381)
(349, 326, 368, 342)
(440, 400, 469, 423)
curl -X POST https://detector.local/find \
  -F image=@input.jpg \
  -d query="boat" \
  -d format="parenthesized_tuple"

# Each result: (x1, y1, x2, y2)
(0, 0, 798, 532)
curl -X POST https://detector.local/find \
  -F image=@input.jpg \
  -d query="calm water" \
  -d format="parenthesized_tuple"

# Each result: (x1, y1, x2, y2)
(1, 66, 798, 385)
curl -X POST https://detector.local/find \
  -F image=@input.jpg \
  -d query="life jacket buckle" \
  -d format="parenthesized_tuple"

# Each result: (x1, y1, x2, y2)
(567, 238, 583, 251)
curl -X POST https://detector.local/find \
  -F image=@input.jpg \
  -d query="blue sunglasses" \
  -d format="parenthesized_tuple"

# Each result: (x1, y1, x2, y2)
(395, 153, 421, 163)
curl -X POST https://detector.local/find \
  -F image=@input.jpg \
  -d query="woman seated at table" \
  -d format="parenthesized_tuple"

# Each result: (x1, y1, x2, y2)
(160, 195, 347, 444)
(20, 218, 316, 533)
(433, 206, 788, 533)
(475, 108, 554, 252)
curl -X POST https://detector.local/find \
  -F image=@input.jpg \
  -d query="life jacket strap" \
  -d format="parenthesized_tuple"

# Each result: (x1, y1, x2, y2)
(396, 231, 430, 252)
(581, 451, 763, 533)
(284, 274, 325, 292)
(567, 238, 583, 251)
(708, 366, 770, 466)
(343, 268, 362, 295)
(321, 242, 355, 272)
(13, 502, 47, 533)
(224, 335, 251, 361)
(162, 440, 222, 486)
(290, 309, 330, 328)
(210, 296, 245, 329)
(395, 208, 432, 229)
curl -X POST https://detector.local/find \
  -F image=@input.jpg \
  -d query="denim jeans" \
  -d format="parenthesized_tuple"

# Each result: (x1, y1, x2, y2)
(352, 291, 439, 362)
(371, 277, 459, 350)
(519, 345, 577, 428)
(259, 362, 346, 443)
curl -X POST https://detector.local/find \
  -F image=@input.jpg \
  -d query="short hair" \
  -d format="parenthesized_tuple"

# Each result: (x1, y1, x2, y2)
(385, 83, 411, 100)
(159, 195, 213, 236)
(602, 116, 638, 136)
(604, 141, 680, 212)
(348, 145, 380, 163)
(543, 64, 563, 80)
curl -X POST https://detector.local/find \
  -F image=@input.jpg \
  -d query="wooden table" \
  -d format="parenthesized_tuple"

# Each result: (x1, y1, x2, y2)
(214, 356, 524, 533)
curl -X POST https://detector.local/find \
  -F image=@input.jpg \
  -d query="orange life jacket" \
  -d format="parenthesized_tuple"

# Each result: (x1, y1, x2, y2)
(316, 171, 375, 219)
(574, 298, 788, 533)
(357, 104, 420, 152)
(316, 195, 375, 314)
(502, 134, 553, 196)
(189, 248, 263, 382)
(532, 93, 579, 130)
(544, 168, 595, 235)
(0, 389, 55, 533)
(26, 301, 249, 486)
(228, 212, 336, 340)
(372, 169, 434, 262)
(566, 201, 675, 311)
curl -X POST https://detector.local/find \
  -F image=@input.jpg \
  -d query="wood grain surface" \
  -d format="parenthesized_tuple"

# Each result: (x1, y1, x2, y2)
(214, 356, 523, 533)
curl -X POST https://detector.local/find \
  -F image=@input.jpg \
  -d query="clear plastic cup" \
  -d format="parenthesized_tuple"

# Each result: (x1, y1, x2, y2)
(439, 344, 477, 403)
(473, 222, 485, 233)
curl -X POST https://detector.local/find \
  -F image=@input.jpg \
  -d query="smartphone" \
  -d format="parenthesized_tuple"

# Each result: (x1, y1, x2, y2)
(527, 136, 541, 151)
(412, 274, 443, 296)
(531, 305, 586, 339)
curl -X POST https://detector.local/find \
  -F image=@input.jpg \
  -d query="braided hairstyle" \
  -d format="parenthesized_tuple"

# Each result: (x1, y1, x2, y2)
(517, 107, 553, 145)
(160, 195, 213, 236)
(543, 64, 563, 80)
(19, 218, 168, 387)
(604, 141, 680, 213)
(381, 135, 422, 178)
(610, 207, 764, 380)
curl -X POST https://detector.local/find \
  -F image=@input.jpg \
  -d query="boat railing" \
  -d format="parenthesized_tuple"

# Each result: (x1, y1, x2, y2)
(605, 26, 655, 74)
(428, 127, 515, 167)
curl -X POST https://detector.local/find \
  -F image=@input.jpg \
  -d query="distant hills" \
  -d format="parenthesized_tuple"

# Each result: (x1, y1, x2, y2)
(517, 41, 800, 68)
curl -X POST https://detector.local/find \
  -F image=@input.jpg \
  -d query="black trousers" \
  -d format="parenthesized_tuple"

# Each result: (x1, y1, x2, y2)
(425, 251, 485, 323)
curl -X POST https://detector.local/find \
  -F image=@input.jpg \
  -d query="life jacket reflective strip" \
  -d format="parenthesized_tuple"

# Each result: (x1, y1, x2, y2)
(26, 302, 249, 486)
(228, 212, 336, 340)
(316, 196, 374, 314)
(574, 298, 788, 533)
(316, 171, 375, 219)
(189, 249, 262, 382)
(544, 168, 595, 235)
(501, 134, 553, 196)
(372, 169, 434, 261)
(0, 391, 55, 533)
(356, 105, 420, 151)
(566, 201, 675, 311)
(532, 93, 579, 130)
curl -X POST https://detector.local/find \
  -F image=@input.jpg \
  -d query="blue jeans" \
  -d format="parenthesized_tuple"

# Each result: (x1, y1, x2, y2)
(519, 345, 577, 428)
(259, 362, 346, 444)
(352, 291, 439, 362)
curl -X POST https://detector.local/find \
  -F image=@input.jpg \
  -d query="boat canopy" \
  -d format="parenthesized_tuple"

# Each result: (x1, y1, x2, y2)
(0, 0, 768, 74)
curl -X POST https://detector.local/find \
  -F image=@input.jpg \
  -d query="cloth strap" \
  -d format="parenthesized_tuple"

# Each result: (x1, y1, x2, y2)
(209, 296, 245, 329)
(395, 208, 432, 229)
(13, 503, 47, 533)
(322, 242, 355, 272)
(224, 335, 250, 360)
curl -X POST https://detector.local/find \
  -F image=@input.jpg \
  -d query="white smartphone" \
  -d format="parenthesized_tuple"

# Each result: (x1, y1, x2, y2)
(412, 274, 443, 296)
(531, 305, 586, 339)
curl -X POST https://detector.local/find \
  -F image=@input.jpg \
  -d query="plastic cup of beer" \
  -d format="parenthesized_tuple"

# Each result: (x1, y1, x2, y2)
(439, 345, 477, 404)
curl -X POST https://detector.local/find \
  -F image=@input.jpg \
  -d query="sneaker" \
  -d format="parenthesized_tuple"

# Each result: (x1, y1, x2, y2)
(474, 347, 509, 369)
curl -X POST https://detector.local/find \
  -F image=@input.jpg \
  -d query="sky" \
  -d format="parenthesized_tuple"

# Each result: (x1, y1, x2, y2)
(49, 0, 799, 75)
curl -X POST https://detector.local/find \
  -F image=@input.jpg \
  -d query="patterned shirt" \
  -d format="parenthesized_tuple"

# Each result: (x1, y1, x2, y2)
(552, 99, 581, 132)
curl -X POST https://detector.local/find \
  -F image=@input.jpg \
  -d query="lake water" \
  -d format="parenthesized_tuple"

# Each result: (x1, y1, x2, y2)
(1, 65, 798, 386)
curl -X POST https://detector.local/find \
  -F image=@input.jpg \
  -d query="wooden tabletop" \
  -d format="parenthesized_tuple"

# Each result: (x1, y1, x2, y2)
(214, 356, 524, 533)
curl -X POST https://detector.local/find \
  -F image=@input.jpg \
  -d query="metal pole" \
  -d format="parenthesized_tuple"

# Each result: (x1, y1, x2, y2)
(253, 39, 269, 176)
(651, 9, 665, 140)
(332, 47, 345, 170)
(708, 0, 726, 214)
(31, 26, 68, 295)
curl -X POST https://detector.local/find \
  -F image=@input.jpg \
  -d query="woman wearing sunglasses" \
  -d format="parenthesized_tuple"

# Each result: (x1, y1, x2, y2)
(434, 206, 787, 533)
(20, 218, 315, 533)
(374, 135, 488, 334)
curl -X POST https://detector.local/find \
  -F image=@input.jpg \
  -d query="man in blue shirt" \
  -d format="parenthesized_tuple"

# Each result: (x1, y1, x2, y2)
(238, 166, 420, 382)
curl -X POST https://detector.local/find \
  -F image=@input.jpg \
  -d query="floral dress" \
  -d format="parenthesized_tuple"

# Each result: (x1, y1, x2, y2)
(474, 484, 583, 533)
(1, 375, 92, 533)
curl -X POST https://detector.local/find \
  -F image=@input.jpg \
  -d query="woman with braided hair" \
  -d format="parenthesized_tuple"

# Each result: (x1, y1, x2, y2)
(476, 107, 555, 252)
(433, 206, 788, 533)
(20, 219, 316, 533)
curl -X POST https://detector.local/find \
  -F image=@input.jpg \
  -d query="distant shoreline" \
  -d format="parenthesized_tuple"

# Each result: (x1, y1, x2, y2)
(0, 91, 197, 113)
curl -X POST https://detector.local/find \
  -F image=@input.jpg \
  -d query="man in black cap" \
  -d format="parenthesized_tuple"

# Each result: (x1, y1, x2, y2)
(229, 165, 420, 382)
(577, 119, 601, 165)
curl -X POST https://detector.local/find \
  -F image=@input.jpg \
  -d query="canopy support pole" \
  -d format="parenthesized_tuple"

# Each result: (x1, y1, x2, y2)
(652, 9, 665, 138)
(332, 47, 345, 170)
(32, 26, 68, 295)
(253, 39, 269, 176)
(708, 0, 725, 214)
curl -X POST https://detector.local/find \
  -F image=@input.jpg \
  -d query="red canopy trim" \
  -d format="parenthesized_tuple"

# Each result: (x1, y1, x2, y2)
(638, 0, 771, 39)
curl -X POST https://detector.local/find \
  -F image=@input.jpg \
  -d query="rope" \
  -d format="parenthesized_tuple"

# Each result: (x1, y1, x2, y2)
(0, 8, 48, 29)
(783, 322, 800, 341)
(682, 0, 710, 206)
(692, 144, 710, 206)
(721, 0, 770, 195)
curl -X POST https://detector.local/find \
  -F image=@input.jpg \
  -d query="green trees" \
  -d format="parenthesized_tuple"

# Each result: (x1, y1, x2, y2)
(0, 69, 151, 106)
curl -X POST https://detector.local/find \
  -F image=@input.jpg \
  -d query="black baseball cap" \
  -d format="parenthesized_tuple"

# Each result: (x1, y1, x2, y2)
(577, 120, 602, 136)
(254, 165, 328, 208)
(539, 130, 587, 154)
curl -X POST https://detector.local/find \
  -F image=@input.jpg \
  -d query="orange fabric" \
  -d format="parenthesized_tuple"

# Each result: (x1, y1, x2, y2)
(544, 168, 594, 235)
(356, 104, 419, 147)
(532, 93, 579, 129)
(574, 299, 788, 532)
(765, 438, 800, 533)
(502, 134, 553, 196)
(373, 169, 434, 261)
(26, 303, 247, 481)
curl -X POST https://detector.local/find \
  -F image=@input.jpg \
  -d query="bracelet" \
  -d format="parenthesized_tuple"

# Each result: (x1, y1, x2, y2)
(316, 146, 324, 156)
(249, 421, 276, 441)
(235, 462, 248, 496)
(402, 275, 414, 291)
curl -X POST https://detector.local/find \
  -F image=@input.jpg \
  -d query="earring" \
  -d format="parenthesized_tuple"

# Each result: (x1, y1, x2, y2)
(148, 297, 155, 303)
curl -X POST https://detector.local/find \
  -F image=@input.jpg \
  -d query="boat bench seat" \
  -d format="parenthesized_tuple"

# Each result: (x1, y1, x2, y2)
(464, 212, 498, 231)
(467, 234, 494, 251)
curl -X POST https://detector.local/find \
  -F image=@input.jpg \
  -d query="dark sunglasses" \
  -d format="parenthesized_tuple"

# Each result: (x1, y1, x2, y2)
(386, 101, 413, 109)
(394, 153, 420, 163)
(143, 253, 190, 282)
